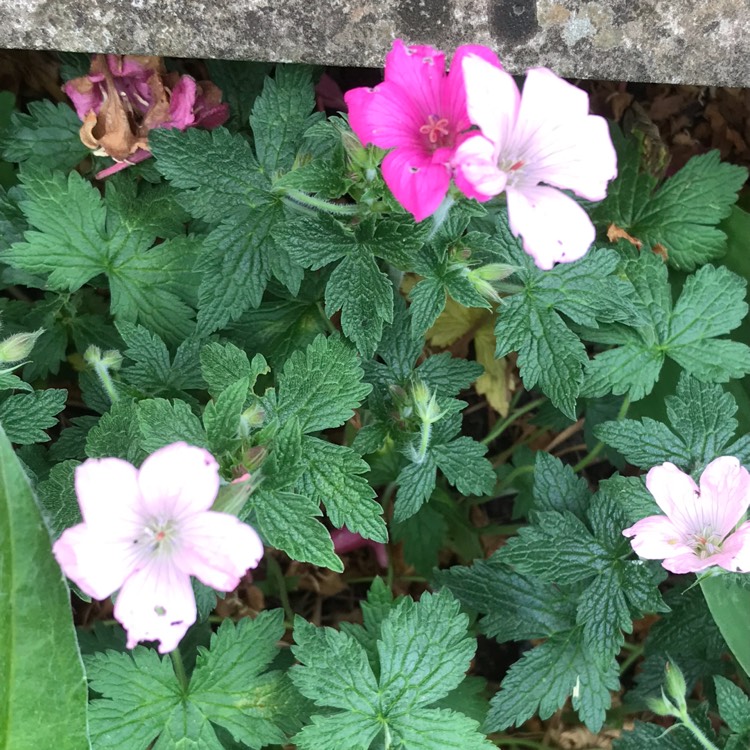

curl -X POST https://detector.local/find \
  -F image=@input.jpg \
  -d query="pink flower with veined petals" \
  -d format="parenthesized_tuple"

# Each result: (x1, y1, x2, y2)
(623, 457, 750, 574)
(344, 39, 502, 222)
(454, 56, 617, 269)
(52, 442, 264, 653)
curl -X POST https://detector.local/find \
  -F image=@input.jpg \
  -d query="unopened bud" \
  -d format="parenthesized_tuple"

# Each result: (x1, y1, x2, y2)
(412, 381, 445, 425)
(646, 691, 678, 718)
(664, 661, 688, 712)
(212, 472, 262, 515)
(240, 403, 265, 433)
(84, 345, 123, 371)
(243, 445, 268, 473)
(0, 328, 44, 364)
(467, 264, 517, 303)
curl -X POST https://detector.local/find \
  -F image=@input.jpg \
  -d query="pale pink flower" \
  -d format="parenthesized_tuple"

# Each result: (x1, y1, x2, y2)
(623, 457, 750, 574)
(344, 39, 502, 222)
(53, 443, 264, 653)
(331, 527, 388, 569)
(454, 56, 617, 269)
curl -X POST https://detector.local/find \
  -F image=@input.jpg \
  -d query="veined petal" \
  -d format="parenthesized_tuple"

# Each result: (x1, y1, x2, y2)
(454, 133, 506, 200)
(506, 185, 595, 269)
(623, 515, 691, 560)
(167, 74, 198, 129)
(345, 82, 424, 150)
(699, 456, 750, 537)
(461, 55, 520, 153)
(74, 457, 144, 537)
(53, 523, 138, 600)
(444, 44, 503, 133)
(645, 462, 700, 531)
(662, 551, 715, 574)
(175, 511, 264, 591)
(384, 39, 446, 114)
(137, 442, 220, 519)
(728, 521, 750, 572)
(114, 559, 196, 653)
(381, 148, 451, 222)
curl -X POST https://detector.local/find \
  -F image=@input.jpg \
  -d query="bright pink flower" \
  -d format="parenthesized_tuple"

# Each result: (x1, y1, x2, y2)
(53, 443, 264, 653)
(331, 527, 388, 569)
(623, 457, 750, 574)
(454, 56, 617, 269)
(344, 39, 502, 222)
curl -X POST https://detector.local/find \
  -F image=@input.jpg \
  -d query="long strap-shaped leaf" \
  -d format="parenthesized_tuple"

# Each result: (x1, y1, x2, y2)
(0, 425, 90, 748)
(701, 574, 750, 679)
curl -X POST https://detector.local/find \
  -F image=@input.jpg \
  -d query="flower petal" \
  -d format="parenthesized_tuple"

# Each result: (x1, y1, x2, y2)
(454, 133, 506, 200)
(174, 511, 264, 591)
(381, 148, 450, 222)
(114, 559, 196, 653)
(137, 442, 220, 518)
(74, 457, 144, 536)
(645, 462, 700, 527)
(728, 521, 750, 572)
(53, 523, 138, 600)
(662, 551, 715, 574)
(167, 74, 198, 130)
(623, 515, 692, 560)
(699, 456, 750, 537)
(461, 54, 520, 154)
(384, 39, 446, 108)
(506, 185, 595, 269)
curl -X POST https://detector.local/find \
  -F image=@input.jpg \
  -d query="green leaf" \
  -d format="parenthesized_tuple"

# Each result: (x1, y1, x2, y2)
(299, 436, 386, 542)
(1, 100, 89, 170)
(0, 388, 66, 444)
(250, 65, 318, 175)
(532, 451, 590, 518)
(200, 342, 269, 399)
(593, 130, 747, 270)
(389, 708, 494, 750)
(204, 59, 273, 131)
(614, 718, 710, 750)
(432, 437, 495, 496)
(136, 399, 207, 454)
(576, 568, 629, 660)
(85, 400, 145, 465)
(393, 454, 437, 523)
(203, 377, 248, 457)
(594, 417, 690, 469)
(715, 675, 750, 735)
(0, 424, 89, 749)
(486, 628, 618, 733)
(277, 334, 371, 433)
(37, 459, 81, 538)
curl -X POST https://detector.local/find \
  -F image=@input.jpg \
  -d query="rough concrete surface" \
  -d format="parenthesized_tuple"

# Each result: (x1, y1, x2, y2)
(2, 0, 750, 85)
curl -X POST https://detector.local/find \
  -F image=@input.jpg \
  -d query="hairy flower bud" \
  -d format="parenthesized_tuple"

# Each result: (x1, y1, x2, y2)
(0, 328, 44, 364)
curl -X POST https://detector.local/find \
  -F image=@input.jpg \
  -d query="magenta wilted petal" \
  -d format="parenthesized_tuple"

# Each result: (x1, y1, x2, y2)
(174, 511, 264, 591)
(698, 456, 750, 536)
(382, 148, 451, 222)
(167, 75, 198, 130)
(114, 559, 196, 654)
(53, 524, 137, 600)
(506, 185, 595, 269)
(137, 442, 220, 517)
(63, 79, 103, 120)
(331, 527, 387, 569)
(94, 148, 152, 180)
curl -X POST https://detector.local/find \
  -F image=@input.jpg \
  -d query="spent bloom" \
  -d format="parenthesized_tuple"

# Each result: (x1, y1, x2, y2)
(331, 527, 388, 569)
(623, 457, 750, 574)
(53, 442, 263, 653)
(345, 39, 501, 222)
(64, 54, 229, 179)
(454, 55, 617, 269)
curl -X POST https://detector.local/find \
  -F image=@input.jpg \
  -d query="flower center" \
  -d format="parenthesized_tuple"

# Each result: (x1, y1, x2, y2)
(691, 527, 724, 558)
(134, 518, 179, 557)
(419, 114, 451, 147)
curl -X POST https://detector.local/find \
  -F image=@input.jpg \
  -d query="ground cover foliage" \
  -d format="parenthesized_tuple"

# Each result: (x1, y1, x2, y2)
(2, 51, 750, 749)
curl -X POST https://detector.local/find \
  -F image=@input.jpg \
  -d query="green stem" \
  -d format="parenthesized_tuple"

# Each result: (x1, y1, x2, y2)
(316, 301, 337, 335)
(267, 556, 294, 624)
(619, 644, 644, 675)
(170, 649, 189, 693)
(281, 188, 359, 216)
(679, 713, 720, 750)
(481, 398, 546, 446)
(574, 396, 630, 472)
(93, 360, 119, 404)
(415, 421, 432, 463)
(477, 523, 523, 536)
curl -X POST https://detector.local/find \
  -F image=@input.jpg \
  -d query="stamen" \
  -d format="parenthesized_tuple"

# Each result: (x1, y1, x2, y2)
(419, 115, 450, 145)
(509, 160, 525, 172)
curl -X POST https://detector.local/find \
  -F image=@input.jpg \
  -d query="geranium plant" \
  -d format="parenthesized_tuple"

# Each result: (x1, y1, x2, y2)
(1, 40, 750, 750)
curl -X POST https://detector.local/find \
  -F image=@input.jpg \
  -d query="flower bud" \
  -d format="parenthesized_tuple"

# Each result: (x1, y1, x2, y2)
(664, 661, 688, 712)
(240, 403, 265, 434)
(411, 381, 445, 425)
(0, 328, 44, 364)
(646, 691, 678, 718)
(466, 264, 517, 303)
(84, 345, 123, 371)
(212, 472, 262, 515)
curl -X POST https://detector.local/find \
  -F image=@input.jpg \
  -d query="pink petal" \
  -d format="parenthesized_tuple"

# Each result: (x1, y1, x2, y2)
(454, 133, 506, 200)
(174, 511, 264, 591)
(345, 82, 424, 150)
(381, 148, 451, 222)
(95, 149, 152, 180)
(461, 55, 520, 155)
(137, 442, 220, 519)
(74, 457, 144, 536)
(623, 515, 692, 560)
(728, 522, 750, 572)
(167, 75, 198, 130)
(193, 101, 230, 130)
(53, 523, 138, 600)
(645, 462, 700, 528)
(698, 457, 750, 537)
(662, 551, 715, 574)
(506, 185, 595, 269)
(114, 559, 196, 653)
(63, 81, 103, 121)
(383, 39, 446, 108)
(332, 528, 388, 569)
(444, 44, 503, 135)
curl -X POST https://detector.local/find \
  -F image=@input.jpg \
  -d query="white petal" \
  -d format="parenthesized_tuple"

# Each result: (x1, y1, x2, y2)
(137, 442, 220, 519)
(53, 523, 138, 600)
(645, 462, 701, 534)
(454, 134, 507, 198)
(114, 559, 196, 654)
(74, 457, 144, 537)
(174, 511, 264, 591)
(506, 185, 595, 269)
(461, 55, 520, 152)
(699, 456, 750, 537)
